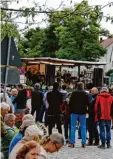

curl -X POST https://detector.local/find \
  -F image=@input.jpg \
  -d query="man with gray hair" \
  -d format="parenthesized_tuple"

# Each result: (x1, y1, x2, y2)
(68, 82, 89, 148)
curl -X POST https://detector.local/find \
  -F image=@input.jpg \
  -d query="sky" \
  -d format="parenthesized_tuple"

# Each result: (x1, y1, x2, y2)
(5, 0, 113, 33)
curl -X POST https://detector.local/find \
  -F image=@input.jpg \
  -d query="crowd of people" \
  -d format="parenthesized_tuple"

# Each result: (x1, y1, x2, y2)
(0, 81, 113, 159)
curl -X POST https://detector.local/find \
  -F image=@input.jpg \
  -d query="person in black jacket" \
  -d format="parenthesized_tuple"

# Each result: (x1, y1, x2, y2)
(87, 87, 99, 146)
(68, 82, 89, 148)
(31, 83, 43, 122)
(13, 84, 27, 114)
(47, 82, 63, 135)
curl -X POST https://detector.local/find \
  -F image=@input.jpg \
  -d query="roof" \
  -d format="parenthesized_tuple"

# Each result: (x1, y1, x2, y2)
(101, 38, 113, 48)
(21, 57, 106, 66)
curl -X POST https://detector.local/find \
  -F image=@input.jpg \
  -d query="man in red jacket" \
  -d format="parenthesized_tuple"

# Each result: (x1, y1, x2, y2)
(95, 87, 113, 149)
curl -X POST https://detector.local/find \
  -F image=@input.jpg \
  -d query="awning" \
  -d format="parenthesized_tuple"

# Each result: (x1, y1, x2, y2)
(21, 57, 106, 66)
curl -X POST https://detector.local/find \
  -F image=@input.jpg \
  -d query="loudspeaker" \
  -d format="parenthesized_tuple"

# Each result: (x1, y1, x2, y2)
(93, 68, 103, 87)
(46, 65, 55, 85)
(1, 67, 20, 84)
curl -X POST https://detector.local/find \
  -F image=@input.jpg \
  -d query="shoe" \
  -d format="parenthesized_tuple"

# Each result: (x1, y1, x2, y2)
(78, 137, 81, 139)
(87, 142, 93, 146)
(107, 144, 111, 148)
(65, 139, 69, 144)
(93, 142, 99, 146)
(82, 144, 86, 148)
(111, 126, 113, 129)
(68, 143, 75, 148)
(98, 145, 105, 149)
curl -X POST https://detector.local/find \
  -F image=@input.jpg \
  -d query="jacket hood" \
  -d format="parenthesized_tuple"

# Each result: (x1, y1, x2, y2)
(99, 93, 111, 98)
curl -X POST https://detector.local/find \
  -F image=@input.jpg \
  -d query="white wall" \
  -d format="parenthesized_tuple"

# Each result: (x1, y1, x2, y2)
(99, 43, 113, 73)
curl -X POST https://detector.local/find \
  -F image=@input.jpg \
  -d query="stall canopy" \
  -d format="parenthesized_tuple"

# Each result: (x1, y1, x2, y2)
(21, 57, 106, 66)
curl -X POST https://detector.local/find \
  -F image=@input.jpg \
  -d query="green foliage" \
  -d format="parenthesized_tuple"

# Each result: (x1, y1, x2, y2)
(52, 0, 107, 61)
(40, 25, 59, 57)
(19, 28, 44, 57)
(106, 69, 113, 76)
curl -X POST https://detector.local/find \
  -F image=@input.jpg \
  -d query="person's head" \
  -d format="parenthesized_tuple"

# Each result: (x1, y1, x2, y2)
(17, 84, 23, 91)
(40, 133, 64, 153)
(91, 87, 99, 95)
(11, 88, 18, 96)
(0, 102, 10, 117)
(4, 113, 16, 128)
(22, 114, 34, 122)
(77, 82, 84, 90)
(22, 84, 27, 89)
(23, 125, 43, 142)
(100, 87, 109, 93)
(16, 140, 41, 159)
(20, 120, 36, 134)
(53, 82, 59, 91)
(48, 86, 53, 92)
(62, 85, 66, 90)
(34, 83, 40, 90)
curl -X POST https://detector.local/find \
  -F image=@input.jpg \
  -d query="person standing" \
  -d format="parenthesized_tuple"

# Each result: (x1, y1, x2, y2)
(87, 87, 99, 146)
(13, 84, 27, 114)
(31, 83, 43, 122)
(10, 89, 18, 113)
(95, 87, 113, 149)
(68, 82, 89, 148)
(47, 82, 63, 135)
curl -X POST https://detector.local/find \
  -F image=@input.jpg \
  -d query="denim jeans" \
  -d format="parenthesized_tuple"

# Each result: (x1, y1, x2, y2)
(99, 120, 111, 145)
(70, 113, 86, 144)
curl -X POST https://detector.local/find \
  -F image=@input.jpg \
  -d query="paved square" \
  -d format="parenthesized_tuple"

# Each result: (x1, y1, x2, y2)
(48, 131, 113, 159)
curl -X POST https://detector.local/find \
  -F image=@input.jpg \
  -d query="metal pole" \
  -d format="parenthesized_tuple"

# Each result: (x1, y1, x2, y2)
(3, 37, 11, 101)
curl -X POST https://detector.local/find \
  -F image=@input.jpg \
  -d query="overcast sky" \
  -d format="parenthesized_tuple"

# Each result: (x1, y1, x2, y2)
(8, 0, 113, 33)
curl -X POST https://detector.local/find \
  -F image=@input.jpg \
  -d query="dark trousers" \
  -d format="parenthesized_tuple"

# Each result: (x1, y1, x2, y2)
(48, 114, 62, 135)
(64, 117, 70, 139)
(88, 117, 99, 144)
(31, 107, 40, 122)
(38, 105, 45, 123)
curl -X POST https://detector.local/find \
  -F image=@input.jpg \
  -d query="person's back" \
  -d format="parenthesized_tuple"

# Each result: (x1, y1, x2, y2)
(95, 92, 113, 120)
(31, 90, 43, 108)
(69, 90, 89, 114)
(47, 90, 63, 115)
(13, 85, 27, 110)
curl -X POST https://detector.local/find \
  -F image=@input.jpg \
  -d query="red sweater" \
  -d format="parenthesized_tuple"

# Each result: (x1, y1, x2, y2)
(95, 93, 113, 121)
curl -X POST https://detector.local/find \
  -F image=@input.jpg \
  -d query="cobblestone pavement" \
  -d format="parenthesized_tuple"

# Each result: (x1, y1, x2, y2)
(27, 99, 113, 159)
(48, 130, 113, 159)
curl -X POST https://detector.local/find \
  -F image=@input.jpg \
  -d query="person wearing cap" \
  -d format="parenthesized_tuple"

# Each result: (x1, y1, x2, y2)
(9, 125, 43, 159)
(31, 83, 43, 122)
(95, 87, 113, 149)
(9, 115, 35, 154)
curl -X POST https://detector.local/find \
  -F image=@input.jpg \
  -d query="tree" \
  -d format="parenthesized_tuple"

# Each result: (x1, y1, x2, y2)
(0, 10, 20, 40)
(40, 25, 59, 57)
(19, 28, 44, 57)
(49, 0, 107, 61)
